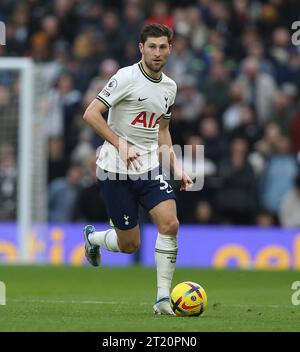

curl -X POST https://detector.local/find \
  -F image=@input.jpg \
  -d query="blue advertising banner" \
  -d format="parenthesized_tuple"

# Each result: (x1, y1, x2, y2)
(0, 223, 300, 270)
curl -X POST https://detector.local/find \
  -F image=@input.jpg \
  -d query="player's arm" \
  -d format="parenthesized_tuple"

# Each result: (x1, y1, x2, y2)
(158, 117, 193, 191)
(83, 99, 140, 168)
(83, 99, 118, 148)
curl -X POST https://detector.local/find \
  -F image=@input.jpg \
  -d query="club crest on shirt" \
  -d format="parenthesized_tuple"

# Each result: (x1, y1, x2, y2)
(164, 96, 168, 108)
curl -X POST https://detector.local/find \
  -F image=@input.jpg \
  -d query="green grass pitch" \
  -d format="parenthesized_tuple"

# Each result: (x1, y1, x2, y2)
(0, 265, 299, 332)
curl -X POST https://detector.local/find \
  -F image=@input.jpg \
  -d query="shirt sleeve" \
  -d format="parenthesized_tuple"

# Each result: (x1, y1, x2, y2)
(96, 69, 131, 108)
(164, 82, 177, 119)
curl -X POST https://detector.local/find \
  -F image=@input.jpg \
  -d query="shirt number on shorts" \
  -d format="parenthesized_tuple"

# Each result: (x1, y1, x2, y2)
(155, 175, 173, 193)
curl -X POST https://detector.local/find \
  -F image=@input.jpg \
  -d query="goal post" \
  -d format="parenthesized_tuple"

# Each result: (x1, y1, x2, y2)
(0, 57, 47, 262)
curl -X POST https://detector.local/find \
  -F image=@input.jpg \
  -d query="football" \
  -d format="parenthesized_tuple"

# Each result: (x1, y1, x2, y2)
(170, 281, 207, 316)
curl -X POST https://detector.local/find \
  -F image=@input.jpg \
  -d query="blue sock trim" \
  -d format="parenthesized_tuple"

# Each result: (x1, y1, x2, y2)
(154, 296, 170, 304)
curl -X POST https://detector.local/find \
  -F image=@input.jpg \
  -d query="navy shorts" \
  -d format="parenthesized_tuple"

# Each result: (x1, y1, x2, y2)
(97, 167, 176, 230)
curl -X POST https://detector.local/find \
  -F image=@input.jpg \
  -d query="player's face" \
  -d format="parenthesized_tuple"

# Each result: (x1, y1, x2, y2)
(139, 36, 171, 73)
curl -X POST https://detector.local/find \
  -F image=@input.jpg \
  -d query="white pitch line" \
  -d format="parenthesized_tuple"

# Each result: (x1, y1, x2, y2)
(8, 298, 150, 305)
(7, 299, 298, 310)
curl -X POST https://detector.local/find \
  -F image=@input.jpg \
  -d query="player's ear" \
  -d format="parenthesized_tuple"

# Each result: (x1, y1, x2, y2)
(139, 42, 144, 55)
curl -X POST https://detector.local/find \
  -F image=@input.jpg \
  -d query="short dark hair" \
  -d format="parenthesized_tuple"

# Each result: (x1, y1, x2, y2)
(140, 23, 173, 44)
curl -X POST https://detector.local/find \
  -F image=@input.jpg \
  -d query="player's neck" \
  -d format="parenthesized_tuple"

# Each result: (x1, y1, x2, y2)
(140, 60, 162, 80)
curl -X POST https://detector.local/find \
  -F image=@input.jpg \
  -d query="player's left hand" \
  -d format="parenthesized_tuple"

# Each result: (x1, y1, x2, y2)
(180, 171, 193, 191)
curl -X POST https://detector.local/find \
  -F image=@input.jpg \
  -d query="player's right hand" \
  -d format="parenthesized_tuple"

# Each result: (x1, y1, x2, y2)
(117, 138, 143, 170)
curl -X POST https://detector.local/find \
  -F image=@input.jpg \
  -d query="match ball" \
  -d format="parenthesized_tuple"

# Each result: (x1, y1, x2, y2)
(170, 281, 207, 316)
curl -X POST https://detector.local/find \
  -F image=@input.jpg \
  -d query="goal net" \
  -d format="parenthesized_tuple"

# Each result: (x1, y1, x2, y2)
(0, 58, 48, 262)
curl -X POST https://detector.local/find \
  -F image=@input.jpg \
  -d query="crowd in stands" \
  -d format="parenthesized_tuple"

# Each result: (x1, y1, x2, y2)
(1, 0, 300, 227)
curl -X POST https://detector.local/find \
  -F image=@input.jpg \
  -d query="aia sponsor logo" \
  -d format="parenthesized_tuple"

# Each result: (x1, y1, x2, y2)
(131, 112, 161, 129)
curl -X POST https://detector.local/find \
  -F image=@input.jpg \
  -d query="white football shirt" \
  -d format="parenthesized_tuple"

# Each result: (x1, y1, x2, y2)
(96, 62, 177, 174)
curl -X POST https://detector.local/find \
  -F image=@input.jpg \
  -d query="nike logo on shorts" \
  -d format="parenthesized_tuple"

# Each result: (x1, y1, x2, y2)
(138, 97, 148, 101)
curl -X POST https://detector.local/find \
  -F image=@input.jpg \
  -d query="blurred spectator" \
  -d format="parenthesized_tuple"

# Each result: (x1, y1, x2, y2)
(101, 10, 124, 59)
(47, 136, 68, 184)
(279, 174, 300, 228)
(287, 50, 300, 91)
(40, 40, 71, 86)
(230, 105, 262, 151)
(289, 105, 300, 155)
(175, 75, 205, 122)
(0, 85, 10, 106)
(145, 0, 173, 28)
(168, 104, 188, 147)
(255, 122, 281, 158)
(73, 25, 96, 60)
(222, 80, 246, 132)
(87, 58, 119, 98)
(198, 116, 227, 164)
(173, 6, 207, 53)
(230, 0, 250, 39)
(177, 134, 217, 223)
(269, 27, 292, 85)
(78, 1, 104, 29)
(180, 135, 216, 180)
(99, 58, 120, 80)
(209, 1, 230, 39)
(246, 40, 275, 77)
(202, 63, 230, 115)
(165, 34, 199, 87)
(255, 209, 277, 227)
(52, 0, 79, 44)
(83, 58, 119, 114)
(40, 15, 60, 49)
(186, 6, 207, 53)
(122, 1, 144, 43)
(70, 128, 95, 165)
(237, 56, 277, 124)
(260, 135, 298, 215)
(11, 2, 30, 55)
(0, 144, 17, 220)
(72, 154, 108, 222)
(48, 163, 83, 222)
(72, 30, 110, 92)
(194, 200, 215, 224)
(270, 84, 297, 135)
(42, 72, 81, 151)
(121, 40, 140, 67)
(216, 138, 257, 224)
(29, 32, 51, 62)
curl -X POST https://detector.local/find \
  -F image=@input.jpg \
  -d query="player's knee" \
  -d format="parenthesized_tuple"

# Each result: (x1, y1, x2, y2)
(120, 240, 140, 254)
(160, 217, 179, 235)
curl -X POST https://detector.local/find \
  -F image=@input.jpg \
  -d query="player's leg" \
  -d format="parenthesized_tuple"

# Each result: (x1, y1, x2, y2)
(84, 223, 140, 266)
(149, 199, 179, 315)
(83, 172, 140, 266)
(137, 168, 178, 315)
(88, 225, 140, 253)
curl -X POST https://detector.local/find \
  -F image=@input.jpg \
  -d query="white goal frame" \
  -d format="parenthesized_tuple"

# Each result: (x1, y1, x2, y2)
(0, 58, 34, 262)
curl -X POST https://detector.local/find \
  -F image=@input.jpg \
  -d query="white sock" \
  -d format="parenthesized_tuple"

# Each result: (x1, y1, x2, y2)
(155, 233, 178, 301)
(89, 229, 121, 252)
